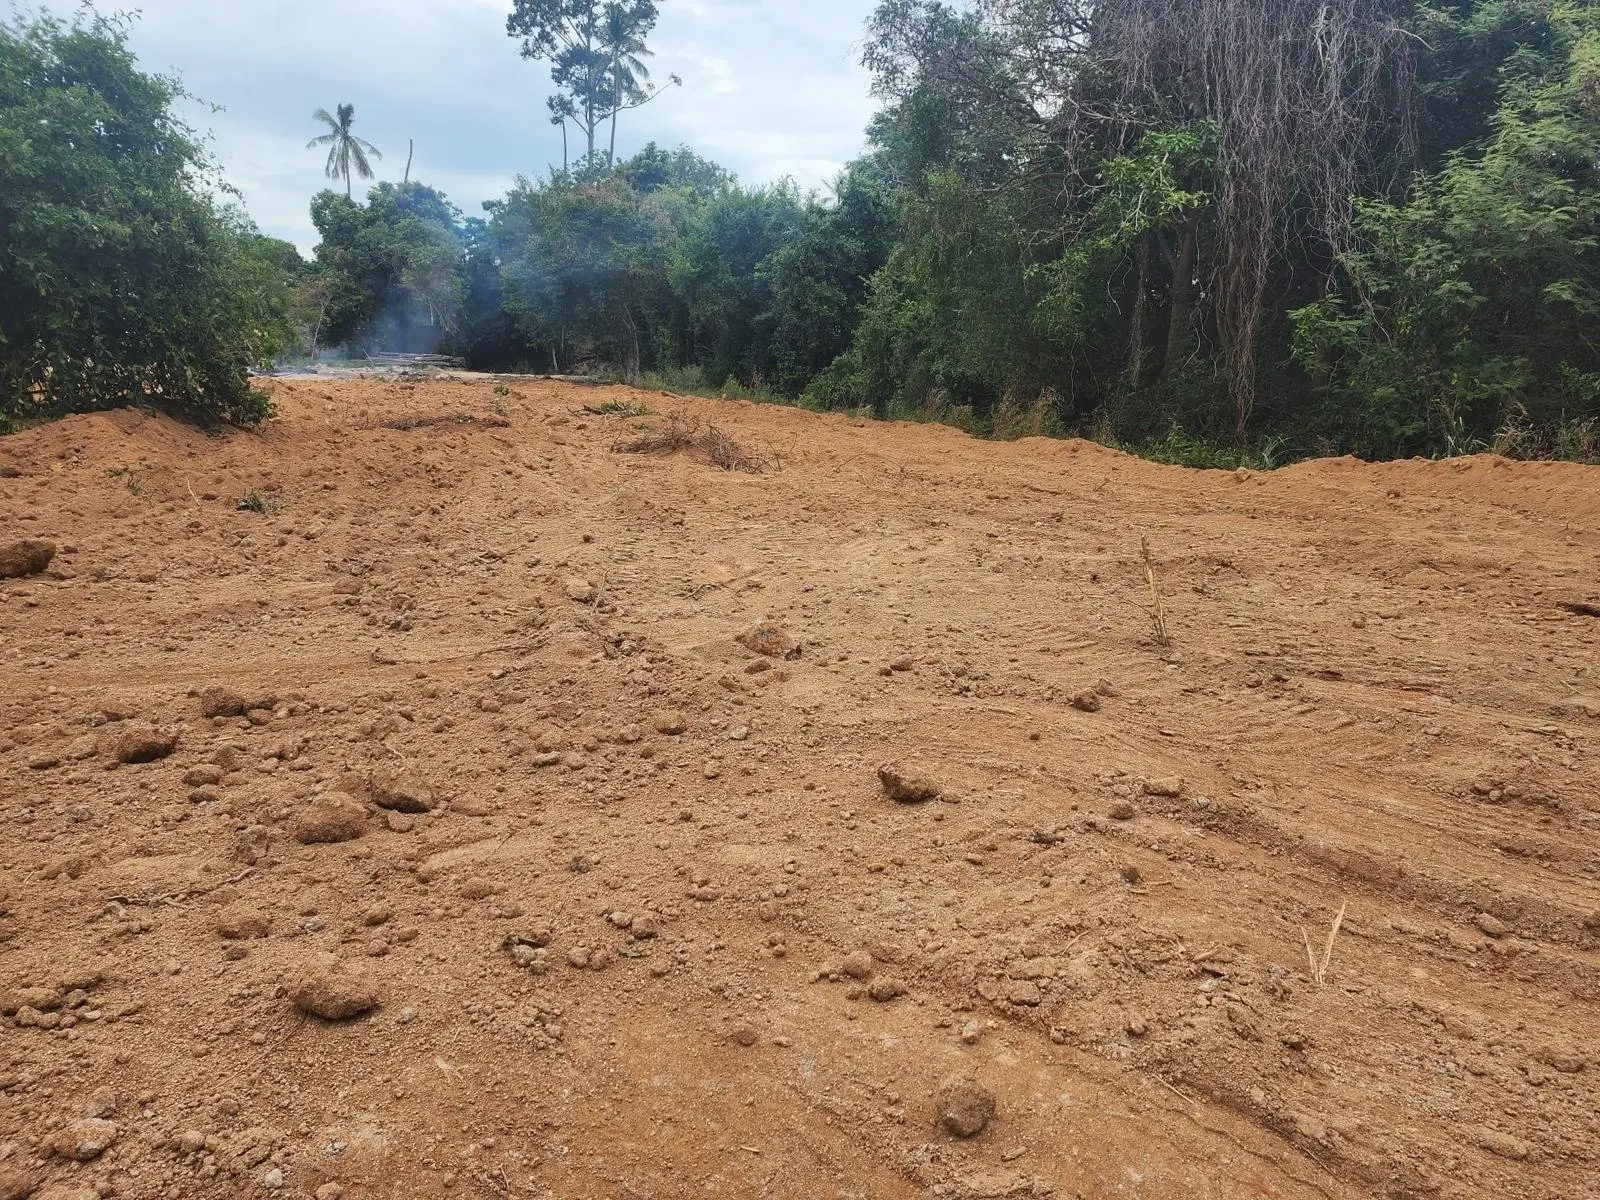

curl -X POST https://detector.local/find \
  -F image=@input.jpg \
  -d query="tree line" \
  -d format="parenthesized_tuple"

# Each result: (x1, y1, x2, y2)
(4, 2, 1598, 463)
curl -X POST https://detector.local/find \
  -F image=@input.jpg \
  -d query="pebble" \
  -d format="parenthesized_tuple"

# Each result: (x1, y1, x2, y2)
(368, 768, 436, 813)
(936, 1075, 996, 1138)
(263, 1166, 285, 1189)
(867, 977, 907, 1002)
(1143, 776, 1184, 798)
(877, 762, 943, 803)
(0, 538, 56, 579)
(290, 794, 368, 844)
(110, 723, 178, 764)
(840, 951, 874, 980)
(729, 1023, 759, 1047)
(1108, 800, 1136, 821)
(199, 687, 254, 719)
(564, 577, 597, 603)
(289, 967, 379, 1021)
(215, 903, 272, 940)
(1475, 912, 1509, 939)
(50, 1118, 119, 1161)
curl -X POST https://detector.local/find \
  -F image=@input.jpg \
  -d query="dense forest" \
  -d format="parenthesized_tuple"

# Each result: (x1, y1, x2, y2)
(3, 2, 1599, 463)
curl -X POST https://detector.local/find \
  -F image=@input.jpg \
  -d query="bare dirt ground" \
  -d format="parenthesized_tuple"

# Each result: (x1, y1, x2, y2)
(1, 375, 1597, 1200)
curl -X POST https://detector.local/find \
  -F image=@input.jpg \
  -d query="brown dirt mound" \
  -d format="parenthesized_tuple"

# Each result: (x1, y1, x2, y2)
(0, 375, 1595, 1199)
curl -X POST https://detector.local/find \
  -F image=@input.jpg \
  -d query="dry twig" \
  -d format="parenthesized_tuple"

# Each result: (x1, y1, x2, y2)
(1301, 902, 1347, 987)
(1141, 535, 1172, 647)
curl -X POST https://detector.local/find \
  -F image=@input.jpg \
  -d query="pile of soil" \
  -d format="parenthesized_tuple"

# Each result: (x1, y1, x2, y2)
(0, 376, 1595, 1199)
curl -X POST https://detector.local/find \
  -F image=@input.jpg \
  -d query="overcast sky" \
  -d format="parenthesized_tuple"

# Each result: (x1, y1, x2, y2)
(119, 0, 883, 254)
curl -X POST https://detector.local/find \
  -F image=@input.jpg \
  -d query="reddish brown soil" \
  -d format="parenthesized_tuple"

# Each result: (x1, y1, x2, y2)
(1, 376, 1597, 1200)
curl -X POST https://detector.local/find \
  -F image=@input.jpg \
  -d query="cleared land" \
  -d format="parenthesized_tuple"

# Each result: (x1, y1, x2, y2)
(1, 376, 1597, 1200)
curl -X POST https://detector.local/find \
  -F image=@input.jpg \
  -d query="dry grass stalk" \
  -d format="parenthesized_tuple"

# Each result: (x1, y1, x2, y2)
(614, 413, 765, 474)
(1302, 901, 1347, 987)
(1141, 535, 1172, 647)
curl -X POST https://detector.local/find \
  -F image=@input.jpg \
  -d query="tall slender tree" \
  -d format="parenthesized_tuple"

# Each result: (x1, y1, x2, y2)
(506, 0, 678, 166)
(307, 103, 383, 198)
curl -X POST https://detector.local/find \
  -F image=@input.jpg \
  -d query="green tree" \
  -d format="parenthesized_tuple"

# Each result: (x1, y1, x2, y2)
(0, 11, 294, 429)
(1291, 1, 1600, 457)
(307, 103, 383, 198)
(308, 182, 467, 353)
(506, 0, 678, 166)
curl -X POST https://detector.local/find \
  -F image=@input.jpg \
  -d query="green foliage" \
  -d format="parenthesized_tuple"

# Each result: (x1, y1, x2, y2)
(0, 11, 295, 430)
(1291, 1, 1600, 458)
(490, 164, 676, 377)
(309, 183, 468, 354)
(506, 0, 678, 166)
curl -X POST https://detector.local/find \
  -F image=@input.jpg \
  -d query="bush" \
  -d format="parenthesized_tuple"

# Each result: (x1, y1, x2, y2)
(0, 12, 295, 431)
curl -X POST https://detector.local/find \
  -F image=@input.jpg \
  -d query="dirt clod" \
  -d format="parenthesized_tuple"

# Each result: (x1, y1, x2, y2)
(289, 966, 379, 1021)
(369, 769, 435, 814)
(109, 723, 177, 764)
(290, 794, 368, 844)
(50, 1118, 118, 1161)
(0, 539, 55, 579)
(936, 1075, 996, 1138)
(878, 762, 942, 803)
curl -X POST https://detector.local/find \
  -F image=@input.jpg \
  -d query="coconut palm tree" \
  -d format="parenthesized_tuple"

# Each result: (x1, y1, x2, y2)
(307, 103, 382, 198)
(603, 4, 653, 164)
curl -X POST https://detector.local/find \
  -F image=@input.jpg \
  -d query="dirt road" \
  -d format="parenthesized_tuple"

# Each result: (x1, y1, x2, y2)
(1, 376, 1596, 1200)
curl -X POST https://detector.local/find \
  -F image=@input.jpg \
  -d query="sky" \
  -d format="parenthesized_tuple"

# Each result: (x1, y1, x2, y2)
(119, 0, 884, 254)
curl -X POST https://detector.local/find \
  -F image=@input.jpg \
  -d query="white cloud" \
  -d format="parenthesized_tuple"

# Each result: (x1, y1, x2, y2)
(116, 0, 881, 252)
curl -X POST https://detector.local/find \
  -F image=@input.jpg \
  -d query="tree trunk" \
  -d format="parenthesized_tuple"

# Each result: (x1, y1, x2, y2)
(1161, 220, 1198, 384)
(404, 139, 414, 184)
(1127, 232, 1150, 388)
(560, 122, 568, 171)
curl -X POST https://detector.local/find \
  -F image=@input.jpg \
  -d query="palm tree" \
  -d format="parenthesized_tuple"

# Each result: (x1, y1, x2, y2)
(307, 103, 382, 198)
(602, 5, 653, 164)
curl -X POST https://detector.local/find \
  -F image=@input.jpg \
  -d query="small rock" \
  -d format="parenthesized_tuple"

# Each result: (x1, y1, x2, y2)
(630, 913, 661, 939)
(1070, 690, 1101, 713)
(877, 762, 942, 803)
(262, 1167, 285, 1189)
(289, 794, 368, 844)
(1142, 776, 1184, 798)
(315, 1186, 345, 1200)
(369, 769, 435, 814)
(199, 687, 266, 719)
(289, 967, 378, 1021)
(1474, 1126, 1533, 1161)
(1, 986, 61, 1015)
(184, 765, 224, 787)
(1533, 1046, 1586, 1073)
(1475, 912, 1509, 939)
(0, 539, 55, 579)
(110, 723, 177, 764)
(653, 712, 687, 736)
(215, 903, 271, 940)
(729, 1023, 759, 1047)
(840, 950, 874, 980)
(50, 1118, 118, 1161)
(564, 578, 597, 603)
(936, 1075, 996, 1139)
(867, 977, 906, 1002)
(735, 621, 802, 659)
(1108, 799, 1136, 821)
